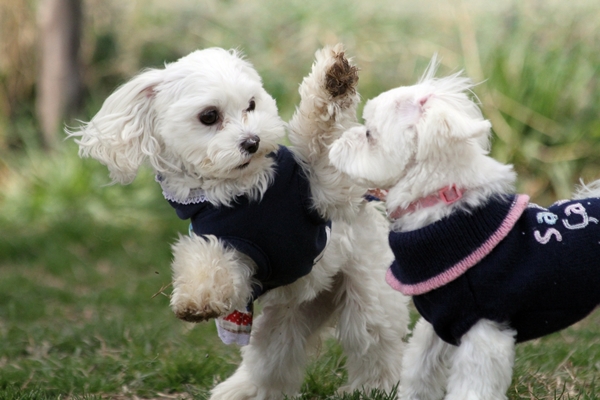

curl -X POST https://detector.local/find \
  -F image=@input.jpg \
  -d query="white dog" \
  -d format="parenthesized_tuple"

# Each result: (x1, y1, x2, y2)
(69, 45, 409, 399)
(330, 58, 600, 400)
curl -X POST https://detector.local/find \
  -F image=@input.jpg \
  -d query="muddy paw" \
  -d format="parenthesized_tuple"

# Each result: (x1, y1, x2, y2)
(174, 306, 223, 322)
(169, 234, 252, 324)
(325, 51, 359, 98)
(170, 285, 233, 323)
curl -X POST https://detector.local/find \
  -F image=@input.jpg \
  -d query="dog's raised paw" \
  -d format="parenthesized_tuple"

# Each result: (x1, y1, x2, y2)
(325, 51, 358, 98)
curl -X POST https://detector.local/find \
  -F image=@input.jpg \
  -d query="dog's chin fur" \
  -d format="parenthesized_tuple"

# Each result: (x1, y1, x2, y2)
(71, 45, 410, 399)
(158, 150, 278, 207)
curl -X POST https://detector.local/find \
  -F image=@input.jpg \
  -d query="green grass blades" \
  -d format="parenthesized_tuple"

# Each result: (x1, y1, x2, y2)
(510, 309, 600, 400)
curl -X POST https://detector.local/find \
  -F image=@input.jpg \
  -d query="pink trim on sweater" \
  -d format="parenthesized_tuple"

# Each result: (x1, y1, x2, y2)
(386, 194, 530, 296)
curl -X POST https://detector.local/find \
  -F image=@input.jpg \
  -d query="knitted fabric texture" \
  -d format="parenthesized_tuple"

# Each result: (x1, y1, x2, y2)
(386, 194, 600, 345)
(166, 145, 331, 299)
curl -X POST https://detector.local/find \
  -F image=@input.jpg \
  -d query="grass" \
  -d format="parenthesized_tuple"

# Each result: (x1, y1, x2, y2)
(1, 0, 600, 398)
(1, 147, 598, 399)
(511, 315, 599, 399)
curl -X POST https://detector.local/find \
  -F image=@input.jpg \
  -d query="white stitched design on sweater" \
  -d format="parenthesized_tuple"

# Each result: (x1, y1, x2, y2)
(534, 228, 562, 244)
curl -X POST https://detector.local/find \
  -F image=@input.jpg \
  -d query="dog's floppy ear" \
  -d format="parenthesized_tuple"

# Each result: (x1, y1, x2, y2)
(418, 101, 491, 140)
(414, 93, 491, 161)
(68, 68, 165, 184)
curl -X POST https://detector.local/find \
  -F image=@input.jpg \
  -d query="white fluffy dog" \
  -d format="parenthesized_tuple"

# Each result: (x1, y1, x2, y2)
(69, 45, 409, 399)
(330, 58, 600, 400)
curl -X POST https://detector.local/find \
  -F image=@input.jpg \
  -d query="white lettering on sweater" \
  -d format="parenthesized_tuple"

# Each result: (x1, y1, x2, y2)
(533, 202, 598, 245)
(534, 228, 562, 244)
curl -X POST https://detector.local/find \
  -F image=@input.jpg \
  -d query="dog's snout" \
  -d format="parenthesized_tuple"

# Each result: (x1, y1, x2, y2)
(241, 135, 260, 154)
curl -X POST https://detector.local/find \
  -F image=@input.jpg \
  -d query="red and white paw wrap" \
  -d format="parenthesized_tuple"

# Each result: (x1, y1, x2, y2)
(215, 305, 253, 346)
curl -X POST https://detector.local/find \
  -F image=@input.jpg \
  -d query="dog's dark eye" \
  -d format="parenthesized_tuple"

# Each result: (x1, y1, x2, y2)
(246, 99, 256, 112)
(366, 130, 371, 138)
(199, 108, 219, 126)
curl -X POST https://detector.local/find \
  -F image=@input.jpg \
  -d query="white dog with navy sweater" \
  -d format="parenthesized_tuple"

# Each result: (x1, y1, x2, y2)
(70, 45, 409, 399)
(330, 58, 600, 400)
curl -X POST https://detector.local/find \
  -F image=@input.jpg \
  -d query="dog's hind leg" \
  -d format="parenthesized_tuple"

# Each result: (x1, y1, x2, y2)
(333, 205, 410, 394)
(444, 319, 515, 400)
(209, 285, 339, 400)
(335, 269, 409, 394)
(398, 318, 452, 400)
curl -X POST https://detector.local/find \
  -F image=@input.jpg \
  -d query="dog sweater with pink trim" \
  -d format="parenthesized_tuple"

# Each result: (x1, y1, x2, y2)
(386, 194, 600, 346)
(165, 146, 331, 299)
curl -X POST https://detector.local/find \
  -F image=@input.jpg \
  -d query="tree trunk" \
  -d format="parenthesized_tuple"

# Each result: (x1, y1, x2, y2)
(36, 0, 82, 150)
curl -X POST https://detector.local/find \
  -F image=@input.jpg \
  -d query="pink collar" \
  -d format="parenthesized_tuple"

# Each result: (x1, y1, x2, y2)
(388, 185, 463, 220)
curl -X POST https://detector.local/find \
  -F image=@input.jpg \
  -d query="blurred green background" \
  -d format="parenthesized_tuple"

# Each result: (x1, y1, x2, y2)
(3, 0, 600, 202)
(0, 0, 599, 398)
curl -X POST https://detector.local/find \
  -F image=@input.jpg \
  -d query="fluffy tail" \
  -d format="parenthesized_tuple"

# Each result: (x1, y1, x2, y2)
(574, 179, 600, 199)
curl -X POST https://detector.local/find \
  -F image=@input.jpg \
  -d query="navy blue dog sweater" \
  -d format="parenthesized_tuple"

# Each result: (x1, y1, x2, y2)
(386, 194, 600, 345)
(163, 146, 331, 299)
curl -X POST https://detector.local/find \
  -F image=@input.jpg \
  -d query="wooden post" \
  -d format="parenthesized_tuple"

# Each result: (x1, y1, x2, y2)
(36, 0, 82, 150)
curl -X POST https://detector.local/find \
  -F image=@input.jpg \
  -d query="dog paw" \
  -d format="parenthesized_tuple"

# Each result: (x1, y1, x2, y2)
(211, 372, 295, 400)
(288, 43, 361, 166)
(210, 380, 259, 400)
(172, 303, 227, 323)
(169, 234, 254, 323)
(170, 276, 233, 322)
(300, 43, 359, 113)
(324, 47, 359, 99)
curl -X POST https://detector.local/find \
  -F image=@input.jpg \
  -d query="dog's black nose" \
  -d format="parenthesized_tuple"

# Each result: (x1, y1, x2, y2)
(241, 135, 260, 154)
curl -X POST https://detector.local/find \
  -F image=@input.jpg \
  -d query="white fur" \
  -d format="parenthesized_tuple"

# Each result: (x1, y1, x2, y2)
(170, 235, 255, 320)
(70, 45, 409, 398)
(287, 46, 368, 222)
(330, 57, 600, 400)
(398, 319, 516, 400)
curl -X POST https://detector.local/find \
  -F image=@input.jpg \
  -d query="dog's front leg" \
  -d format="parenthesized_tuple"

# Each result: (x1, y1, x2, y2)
(287, 44, 365, 220)
(445, 320, 515, 400)
(288, 43, 359, 156)
(399, 318, 453, 400)
(170, 235, 255, 322)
